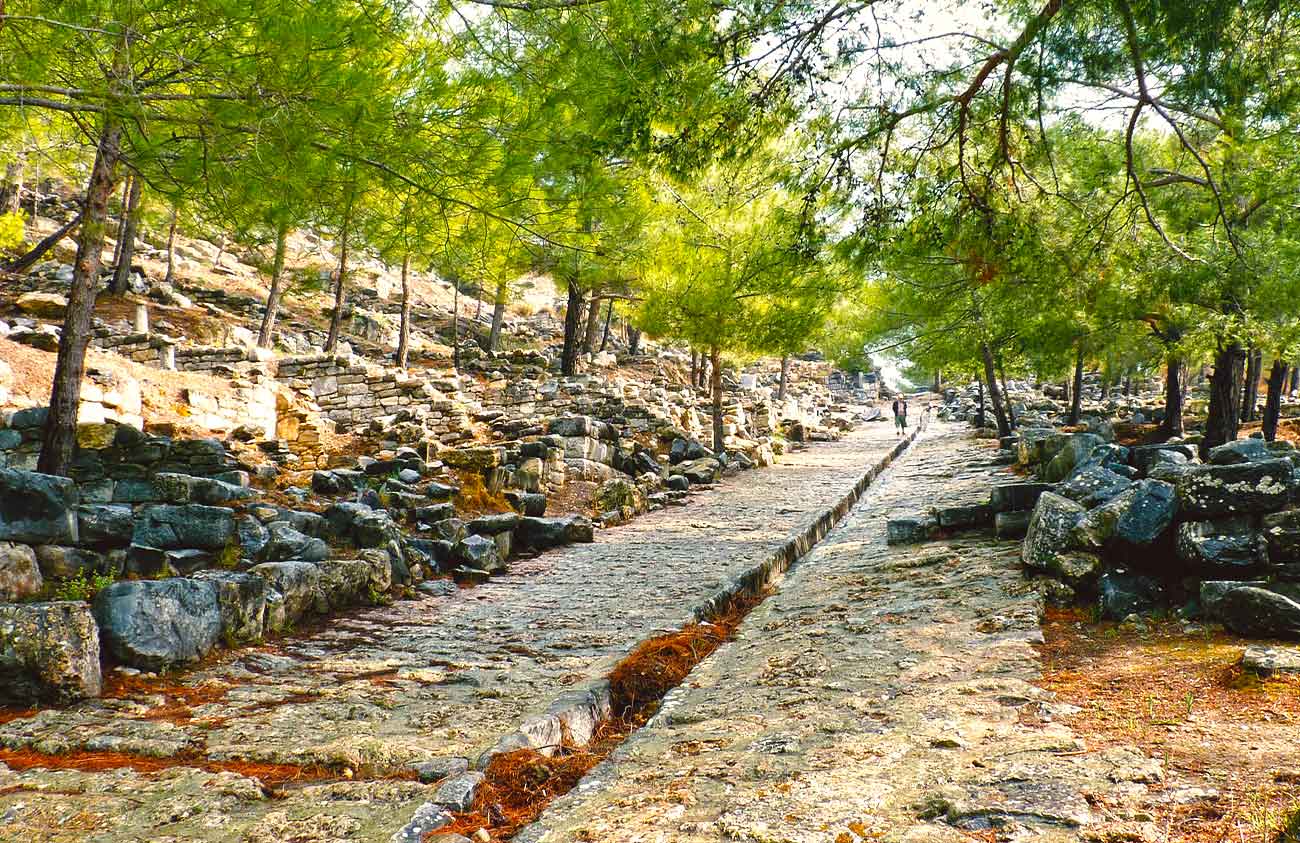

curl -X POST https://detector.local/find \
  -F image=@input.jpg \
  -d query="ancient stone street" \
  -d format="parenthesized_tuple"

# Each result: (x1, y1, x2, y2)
(520, 426, 1126, 842)
(0, 424, 911, 843)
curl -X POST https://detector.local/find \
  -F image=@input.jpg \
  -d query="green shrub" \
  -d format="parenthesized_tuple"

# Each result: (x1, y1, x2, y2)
(0, 211, 25, 254)
(53, 570, 117, 602)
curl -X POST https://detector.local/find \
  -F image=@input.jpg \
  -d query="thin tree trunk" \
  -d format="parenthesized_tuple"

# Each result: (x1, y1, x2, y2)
(710, 345, 724, 454)
(1263, 357, 1287, 442)
(975, 374, 986, 430)
(110, 173, 142, 295)
(778, 354, 791, 401)
(599, 300, 614, 351)
(1243, 348, 1263, 422)
(690, 350, 698, 387)
(1290, 366, 1299, 396)
(474, 283, 483, 322)
(1159, 356, 1185, 438)
(163, 205, 178, 285)
(1068, 341, 1084, 425)
(39, 119, 123, 477)
(1, 211, 81, 274)
(0, 153, 23, 215)
(583, 291, 601, 352)
(980, 341, 1011, 437)
(560, 282, 583, 375)
(110, 173, 131, 271)
(628, 326, 641, 356)
(487, 278, 507, 352)
(257, 222, 290, 348)
(997, 356, 1016, 429)
(1203, 339, 1245, 457)
(932, 369, 942, 394)
(397, 254, 412, 368)
(324, 193, 354, 354)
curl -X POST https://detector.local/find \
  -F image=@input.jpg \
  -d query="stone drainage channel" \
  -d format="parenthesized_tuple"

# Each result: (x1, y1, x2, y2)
(399, 418, 929, 842)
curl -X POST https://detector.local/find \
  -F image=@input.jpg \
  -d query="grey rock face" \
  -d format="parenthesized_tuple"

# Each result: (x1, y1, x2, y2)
(1262, 508, 1300, 564)
(192, 570, 268, 643)
(1042, 433, 1104, 483)
(1129, 443, 1195, 473)
(1215, 586, 1300, 639)
(1058, 465, 1132, 509)
(1072, 480, 1176, 551)
(131, 504, 236, 550)
(248, 560, 325, 626)
(0, 468, 78, 544)
(0, 601, 101, 703)
(1208, 437, 1272, 465)
(316, 558, 373, 609)
(1176, 518, 1267, 572)
(76, 504, 134, 546)
(454, 534, 504, 574)
(994, 509, 1032, 539)
(988, 482, 1054, 513)
(263, 521, 329, 562)
(0, 541, 43, 600)
(1098, 569, 1165, 620)
(92, 578, 222, 670)
(885, 515, 938, 545)
(514, 516, 594, 551)
(1174, 459, 1293, 519)
(34, 545, 106, 580)
(432, 771, 485, 811)
(1021, 492, 1085, 572)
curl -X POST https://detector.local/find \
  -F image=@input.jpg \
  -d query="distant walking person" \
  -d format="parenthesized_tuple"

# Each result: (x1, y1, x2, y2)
(892, 397, 908, 436)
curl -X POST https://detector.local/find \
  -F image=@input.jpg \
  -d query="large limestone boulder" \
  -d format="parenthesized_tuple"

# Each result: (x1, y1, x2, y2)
(262, 521, 329, 562)
(34, 545, 107, 580)
(514, 516, 595, 551)
(1058, 465, 1132, 509)
(1022, 492, 1086, 573)
(15, 291, 68, 318)
(132, 504, 236, 550)
(593, 477, 646, 517)
(677, 457, 723, 485)
(1174, 459, 1293, 519)
(1215, 586, 1300, 639)
(453, 534, 504, 574)
(0, 601, 101, 703)
(1207, 438, 1273, 465)
(1073, 480, 1177, 551)
(248, 560, 325, 626)
(1042, 433, 1105, 483)
(0, 468, 79, 545)
(316, 559, 373, 609)
(0, 542, 43, 601)
(76, 504, 134, 546)
(1176, 518, 1267, 572)
(92, 578, 222, 670)
(192, 570, 268, 643)
(1262, 509, 1300, 565)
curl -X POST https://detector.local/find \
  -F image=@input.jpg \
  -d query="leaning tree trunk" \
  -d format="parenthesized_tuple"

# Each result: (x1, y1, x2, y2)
(39, 120, 123, 477)
(778, 354, 791, 401)
(1159, 356, 1185, 438)
(1, 211, 81, 274)
(487, 278, 507, 352)
(560, 282, 583, 375)
(997, 356, 1016, 429)
(110, 174, 142, 295)
(583, 291, 602, 352)
(163, 205, 179, 284)
(1262, 357, 1287, 442)
(1068, 341, 1085, 425)
(1203, 339, 1246, 457)
(397, 254, 412, 368)
(257, 222, 289, 348)
(980, 341, 1012, 438)
(599, 300, 614, 351)
(710, 345, 724, 454)
(324, 196, 354, 354)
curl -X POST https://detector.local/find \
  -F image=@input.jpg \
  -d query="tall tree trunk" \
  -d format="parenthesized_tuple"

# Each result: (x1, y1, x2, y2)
(1159, 356, 1185, 438)
(1, 211, 81, 274)
(257, 222, 290, 348)
(699, 353, 709, 392)
(628, 326, 641, 356)
(1243, 348, 1263, 422)
(932, 369, 942, 394)
(163, 205, 178, 285)
(0, 153, 23, 214)
(39, 120, 123, 477)
(1068, 341, 1085, 425)
(110, 174, 131, 271)
(1203, 339, 1245, 457)
(560, 282, 583, 375)
(110, 174, 142, 295)
(487, 278, 507, 352)
(324, 194, 354, 354)
(980, 341, 1012, 437)
(1290, 366, 1299, 396)
(997, 356, 1017, 429)
(690, 350, 698, 387)
(474, 283, 483, 322)
(1062, 374, 1071, 406)
(778, 354, 791, 401)
(397, 254, 412, 368)
(710, 345, 724, 454)
(1263, 357, 1287, 442)
(975, 374, 987, 430)
(599, 300, 614, 351)
(583, 291, 602, 352)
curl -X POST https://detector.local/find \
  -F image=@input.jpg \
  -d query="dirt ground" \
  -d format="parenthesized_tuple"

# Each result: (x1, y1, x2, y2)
(1038, 608, 1300, 842)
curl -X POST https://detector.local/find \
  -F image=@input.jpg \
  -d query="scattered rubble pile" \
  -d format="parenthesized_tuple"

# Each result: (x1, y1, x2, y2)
(902, 377, 1300, 650)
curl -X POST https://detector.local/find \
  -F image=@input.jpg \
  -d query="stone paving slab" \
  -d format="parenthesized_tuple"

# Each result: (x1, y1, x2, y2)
(0, 423, 910, 843)
(520, 427, 1127, 843)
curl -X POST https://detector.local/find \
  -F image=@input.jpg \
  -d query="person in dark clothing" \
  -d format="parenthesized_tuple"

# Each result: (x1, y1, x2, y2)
(892, 397, 908, 435)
